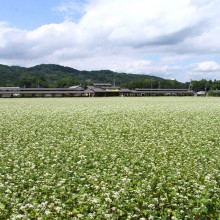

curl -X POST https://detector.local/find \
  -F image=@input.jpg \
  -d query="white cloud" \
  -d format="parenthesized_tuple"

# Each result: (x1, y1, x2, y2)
(184, 61, 220, 81)
(0, 0, 220, 81)
(190, 61, 220, 72)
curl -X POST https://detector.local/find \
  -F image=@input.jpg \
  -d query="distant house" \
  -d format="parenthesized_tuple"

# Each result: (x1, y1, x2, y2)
(69, 86, 84, 91)
(87, 83, 132, 97)
(196, 91, 206, 96)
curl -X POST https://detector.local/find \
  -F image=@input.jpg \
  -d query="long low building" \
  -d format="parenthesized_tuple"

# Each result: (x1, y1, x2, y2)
(87, 84, 194, 96)
(0, 84, 194, 98)
(0, 86, 94, 97)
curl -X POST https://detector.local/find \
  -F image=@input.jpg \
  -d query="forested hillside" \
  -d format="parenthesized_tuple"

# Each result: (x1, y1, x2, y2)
(1, 64, 219, 91)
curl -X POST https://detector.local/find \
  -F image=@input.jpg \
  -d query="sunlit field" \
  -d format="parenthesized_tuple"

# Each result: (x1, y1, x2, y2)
(0, 97, 219, 219)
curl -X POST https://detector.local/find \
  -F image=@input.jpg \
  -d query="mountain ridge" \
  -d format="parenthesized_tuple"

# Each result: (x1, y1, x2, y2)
(0, 63, 188, 89)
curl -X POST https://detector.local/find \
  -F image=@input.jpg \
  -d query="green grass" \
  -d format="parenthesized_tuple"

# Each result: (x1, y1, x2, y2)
(0, 97, 219, 219)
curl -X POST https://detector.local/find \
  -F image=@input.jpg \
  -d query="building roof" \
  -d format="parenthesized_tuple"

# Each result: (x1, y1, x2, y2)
(93, 83, 112, 87)
(135, 88, 189, 91)
(0, 86, 194, 96)
(84, 89, 95, 94)
(101, 86, 120, 89)
(0, 87, 20, 89)
(197, 91, 206, 95)
(120, 89, 132, 92)
(69, 86, 84, 90)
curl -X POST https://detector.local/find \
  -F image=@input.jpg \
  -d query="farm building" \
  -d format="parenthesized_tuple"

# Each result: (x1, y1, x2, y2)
(0, 84, 194, 98)
(196, 91, 206, 96)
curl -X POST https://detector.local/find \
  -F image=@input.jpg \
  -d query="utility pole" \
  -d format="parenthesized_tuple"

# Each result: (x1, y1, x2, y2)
(188, 80, 192, 90)
(113, 78, 116, 87)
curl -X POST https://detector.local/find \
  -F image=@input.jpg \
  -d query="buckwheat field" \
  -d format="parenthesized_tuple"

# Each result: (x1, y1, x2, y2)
(0, 97, 219, 220)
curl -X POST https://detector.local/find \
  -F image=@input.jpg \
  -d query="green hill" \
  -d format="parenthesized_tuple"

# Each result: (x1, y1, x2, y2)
(0, 64, 188, 89)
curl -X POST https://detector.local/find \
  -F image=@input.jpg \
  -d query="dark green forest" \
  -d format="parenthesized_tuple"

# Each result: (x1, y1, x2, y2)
(0, 64, 219, 92)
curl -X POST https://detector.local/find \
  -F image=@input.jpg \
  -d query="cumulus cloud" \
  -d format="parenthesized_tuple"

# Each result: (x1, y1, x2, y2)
(0, 0, 220, 81)
(183, 61, 220, 81)
(190, 61, 220, 72)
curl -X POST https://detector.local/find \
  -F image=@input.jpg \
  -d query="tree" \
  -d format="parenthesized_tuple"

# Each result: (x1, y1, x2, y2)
(16, 74, 48, 88)
(191, 79, 213, 92)
(51, 76, 77, 88)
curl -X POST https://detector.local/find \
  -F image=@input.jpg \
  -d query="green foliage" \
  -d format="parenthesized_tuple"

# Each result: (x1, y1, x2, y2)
(208, 90, 220, 97)
(191, 79, 213, 92)
(0, 64, 189, 89)
(211, 80, 220, 90)
(125, 79, 185, 89)
(16, 74, 49, 88)
(0, 97, 219, 219)
(1, 64, 220, 91)
(50, 76, 77, 88)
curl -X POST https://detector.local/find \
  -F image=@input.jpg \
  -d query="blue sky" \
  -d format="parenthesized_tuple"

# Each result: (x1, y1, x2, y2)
(0, 0, 220, 82)
(0, 0, 60, 29)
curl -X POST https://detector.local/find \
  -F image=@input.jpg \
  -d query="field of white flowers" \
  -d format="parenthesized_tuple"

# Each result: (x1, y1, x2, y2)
(0, 97, 219, 219)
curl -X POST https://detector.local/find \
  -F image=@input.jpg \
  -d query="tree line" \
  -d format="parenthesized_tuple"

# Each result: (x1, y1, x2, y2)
(0, 64, 220, 92)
